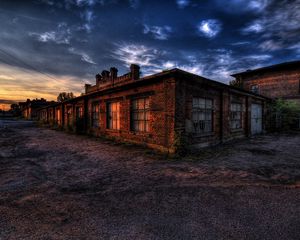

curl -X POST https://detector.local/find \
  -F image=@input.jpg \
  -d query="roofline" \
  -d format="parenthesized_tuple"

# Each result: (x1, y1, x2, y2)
(36, 67, 270, 111)
(231, 60, 300, 77)
(173, 68, 270, 100)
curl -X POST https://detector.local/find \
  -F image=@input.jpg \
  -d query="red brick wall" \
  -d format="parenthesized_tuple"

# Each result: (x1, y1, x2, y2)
(37, 71, 267, 152)
(176, 77, 266, 148)
(85, 77, 176, 152)
(242, 69, 300, 98)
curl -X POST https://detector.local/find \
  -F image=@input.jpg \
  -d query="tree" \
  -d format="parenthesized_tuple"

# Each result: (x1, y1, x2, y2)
(270, 99, 300, 130)
(10, 103, 21, 116)
(57, 92, 75, 102)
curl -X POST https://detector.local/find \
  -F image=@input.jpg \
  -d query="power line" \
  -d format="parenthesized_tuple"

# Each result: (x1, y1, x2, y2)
(0, 48, 86, 97)
(0, 47, 59, 82)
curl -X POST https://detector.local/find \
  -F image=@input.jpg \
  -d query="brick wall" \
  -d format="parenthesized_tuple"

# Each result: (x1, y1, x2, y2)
(36, 69, 268, 152)
(83, 76, 176, 152)
(175, 75, 266, 149)
(242, 69, 300, 99)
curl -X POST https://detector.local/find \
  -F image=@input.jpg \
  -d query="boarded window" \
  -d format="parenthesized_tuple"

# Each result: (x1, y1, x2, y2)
(131, 97, 150, 132)
(230, 103, 242, 129)
(92, 102, 100, 128)
(107, 102, 120, 130)
(192, 98, 213, 134)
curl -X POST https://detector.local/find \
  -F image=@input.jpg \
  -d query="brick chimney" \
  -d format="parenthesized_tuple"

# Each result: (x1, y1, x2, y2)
(101, 70, 110, 80)
(85, 83, 91, 94)
(110, 67, 118, 80)
(95, 74, 102, 85)
(130, 64, 140, 80)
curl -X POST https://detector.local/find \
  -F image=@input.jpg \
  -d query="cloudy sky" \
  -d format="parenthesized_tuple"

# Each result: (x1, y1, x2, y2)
(0, 0, 299, 109)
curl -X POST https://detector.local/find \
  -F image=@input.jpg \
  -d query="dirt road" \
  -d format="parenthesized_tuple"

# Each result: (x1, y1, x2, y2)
(0, 120, 299, 239)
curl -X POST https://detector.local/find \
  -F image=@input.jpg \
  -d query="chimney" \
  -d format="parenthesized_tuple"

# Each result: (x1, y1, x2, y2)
(85, 83, 91, 94)
(130, 64, 140, 80)
(101, 70, 110, 80)
(110, 67, 118, 80)
(95, 73, 102, 85)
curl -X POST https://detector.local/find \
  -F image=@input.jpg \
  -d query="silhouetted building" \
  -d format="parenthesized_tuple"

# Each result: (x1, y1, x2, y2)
(19, 98, 56, 120)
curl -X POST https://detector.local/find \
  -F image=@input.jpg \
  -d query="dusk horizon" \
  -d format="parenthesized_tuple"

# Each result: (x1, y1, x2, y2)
(0, 0, 300, 110)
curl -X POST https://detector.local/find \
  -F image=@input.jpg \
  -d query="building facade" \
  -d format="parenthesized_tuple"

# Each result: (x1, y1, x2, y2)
(19, 98, 56, 120)
(37, 65, 268, 152)
(231, 61, 300, 103)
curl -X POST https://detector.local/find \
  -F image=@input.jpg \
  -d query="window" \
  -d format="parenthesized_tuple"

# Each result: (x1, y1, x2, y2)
(49, 109, 53, 121)
(76, 106, 83, 119)
(107, 102, 120, 130)
(66, 107, 72, 125)
(56, 109, 61, 124)
(250, 85, 259, 94)
(192, 98, 213, 134)
(131, 97, 150, 132)
(92, 102, 100, 128)
(230, 103, 242, 129)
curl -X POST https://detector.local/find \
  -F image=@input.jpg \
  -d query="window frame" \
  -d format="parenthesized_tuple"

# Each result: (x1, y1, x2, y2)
(130, 97, 150, 133)
(76, 106, 83, 120)
(106, 101, 120, 130)
(56, 108, 61, 124)
(250, 84, 259, 94)
(230, 102, 243, 130)
(91, 102, 100, 128)
(191, 97, 214, 135)
(66, 106, 72, 125)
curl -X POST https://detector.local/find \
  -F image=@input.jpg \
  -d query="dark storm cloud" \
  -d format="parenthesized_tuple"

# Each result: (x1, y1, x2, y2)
(0, 0, 299, 97)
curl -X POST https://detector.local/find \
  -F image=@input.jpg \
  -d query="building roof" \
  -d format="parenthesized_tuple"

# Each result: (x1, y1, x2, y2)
(231, 60, 300, 78)
(37, 67, 269, 111)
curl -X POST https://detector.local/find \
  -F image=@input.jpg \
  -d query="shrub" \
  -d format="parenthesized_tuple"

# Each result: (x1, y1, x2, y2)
(269, 99, 300, 131)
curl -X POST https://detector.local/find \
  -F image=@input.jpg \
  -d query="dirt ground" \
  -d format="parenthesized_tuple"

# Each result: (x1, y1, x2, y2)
(0, 119, 300, 240)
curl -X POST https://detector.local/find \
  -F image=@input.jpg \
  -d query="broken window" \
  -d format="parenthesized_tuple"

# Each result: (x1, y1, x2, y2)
(192, 98, 213, 134)
(230, 103, 242, 129)
(107, 101, 120, 130)
(250, 85, 259, 94)
(131, 97, 150, 132)
(92, 102, 100, 128)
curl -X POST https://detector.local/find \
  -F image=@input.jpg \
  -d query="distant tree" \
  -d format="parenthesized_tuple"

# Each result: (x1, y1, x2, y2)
(10, 104, 19, 111)
(10, 104, 21, 116)
(57, 92, 75, 102)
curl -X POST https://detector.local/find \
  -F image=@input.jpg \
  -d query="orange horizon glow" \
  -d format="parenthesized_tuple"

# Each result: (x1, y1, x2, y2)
(0, 63, 90, 109)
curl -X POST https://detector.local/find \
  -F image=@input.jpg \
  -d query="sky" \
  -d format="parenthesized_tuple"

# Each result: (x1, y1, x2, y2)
(0, 0, 299, 109)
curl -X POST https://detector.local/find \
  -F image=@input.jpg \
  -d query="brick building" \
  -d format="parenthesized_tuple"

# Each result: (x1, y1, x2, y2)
(37, 65, 268, 152)
(231, 60, 300, 103)
(19, 98, 56, 120)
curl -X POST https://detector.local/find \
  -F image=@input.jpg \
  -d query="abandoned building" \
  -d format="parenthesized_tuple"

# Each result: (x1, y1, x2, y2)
(231, 60, 300, 103)
(19, 98, 56, 120)
(36, 64, 268, 152)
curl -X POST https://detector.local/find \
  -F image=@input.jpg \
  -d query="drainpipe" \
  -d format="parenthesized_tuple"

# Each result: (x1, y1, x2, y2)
(245, 96, 249, 137)
(220, 89, 224, 143)
(83, 96, 88, 132)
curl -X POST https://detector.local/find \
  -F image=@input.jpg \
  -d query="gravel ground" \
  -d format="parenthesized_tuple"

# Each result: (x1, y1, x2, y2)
(0, 119, 300, 240)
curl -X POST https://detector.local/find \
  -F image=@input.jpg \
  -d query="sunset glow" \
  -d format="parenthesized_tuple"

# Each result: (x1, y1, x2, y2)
(0, 0, 299, 108)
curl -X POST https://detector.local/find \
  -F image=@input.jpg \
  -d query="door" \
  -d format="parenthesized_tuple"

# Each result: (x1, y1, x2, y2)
(251, 103, 262, 135)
